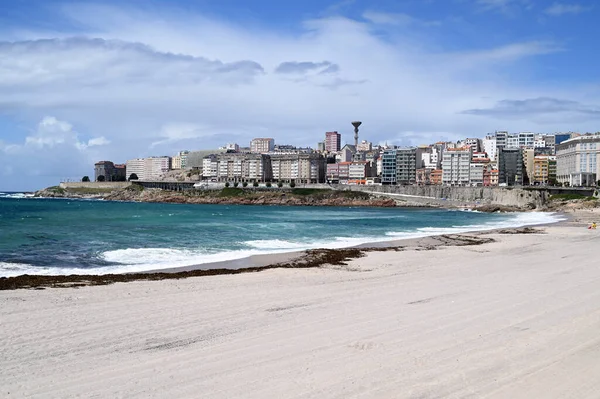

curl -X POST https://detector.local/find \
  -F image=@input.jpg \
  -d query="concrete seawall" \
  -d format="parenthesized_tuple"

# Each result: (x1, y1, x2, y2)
(337, 185, 549, 208)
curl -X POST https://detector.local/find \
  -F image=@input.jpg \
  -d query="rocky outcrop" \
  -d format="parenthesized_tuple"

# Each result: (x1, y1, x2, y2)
(104, 188, 397, 207)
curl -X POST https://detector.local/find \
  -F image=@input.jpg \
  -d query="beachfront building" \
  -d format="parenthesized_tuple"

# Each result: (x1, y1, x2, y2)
(498, 148, 525, 186)
(208, 153, 272, 182)
(325, 131, 341, 152)
(381, 149, 397, 184)
(202, 155, 219, 179)
(532, 155, 556, 185)
(250, 138, 275, 154)
(380, 148, 420, 185)
(396, 148, 419, 184)
(94, 161, 126, 182)
(125, 158, 146, 180)
(523, 148, 535, 184)
(270, 153, 325, 183)
(144, 157, 172, 180)
(442, 147, 471, 186)
(469, 163, 485, 186)
(556, 134, 600, 186)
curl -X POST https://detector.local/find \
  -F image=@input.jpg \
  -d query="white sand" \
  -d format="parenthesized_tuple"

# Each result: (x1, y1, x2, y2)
(2, 224, 600, 398)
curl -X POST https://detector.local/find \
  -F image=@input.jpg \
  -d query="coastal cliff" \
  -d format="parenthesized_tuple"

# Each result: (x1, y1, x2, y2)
(35, 186, 399, 208)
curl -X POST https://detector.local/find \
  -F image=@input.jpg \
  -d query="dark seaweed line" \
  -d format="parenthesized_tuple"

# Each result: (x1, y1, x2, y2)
(0, 234, 498, 291)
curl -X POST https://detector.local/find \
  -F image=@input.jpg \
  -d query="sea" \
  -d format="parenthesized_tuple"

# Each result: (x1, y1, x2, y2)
(0, 192, 564, 277)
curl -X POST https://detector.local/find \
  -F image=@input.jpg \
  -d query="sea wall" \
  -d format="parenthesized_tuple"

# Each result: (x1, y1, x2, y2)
(59, 182, 132, 190)
(337, 185, 549, 208)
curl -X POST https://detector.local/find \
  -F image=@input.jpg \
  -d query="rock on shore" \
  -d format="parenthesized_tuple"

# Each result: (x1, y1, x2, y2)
(104, 188, 398, 207)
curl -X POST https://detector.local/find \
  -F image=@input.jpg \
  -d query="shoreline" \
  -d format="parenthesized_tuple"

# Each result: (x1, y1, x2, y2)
(0, 210, 566, 290)
(2, 215, 600, 397)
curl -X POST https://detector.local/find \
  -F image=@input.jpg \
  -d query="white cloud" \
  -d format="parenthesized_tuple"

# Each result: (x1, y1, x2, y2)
(0, 116, 111, 188)
(362, 11, 441, 27)
(87, 136, 111, 147)
(474, 0, 532, 13)
(544, 3, 589, 16)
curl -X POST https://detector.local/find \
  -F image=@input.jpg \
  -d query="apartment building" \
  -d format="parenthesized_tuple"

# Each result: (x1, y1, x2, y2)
(250, 138, 275, 153)
(483, 136, 497, 161)
(469, 163, 485, 186)
(396, 148, 419, 184)
(442, 147, 472, 186)
(125, 158, 146, 180)
(325, 131, 341, 152)
(205, 153, 272, 182)
(270, 153, 325, 183)
(556, 134, 600, 186)
(532, 155, 557, 185)
(381, 149, 398, 184)
(498, 148, 525, 186)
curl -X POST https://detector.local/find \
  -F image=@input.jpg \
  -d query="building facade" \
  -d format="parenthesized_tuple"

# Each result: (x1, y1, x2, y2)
(144, 157, 171, 180)
(250, 138, 275, 153)
(94, 161, 126, 181)
(325, 131, 341, 152)
(556, 135, 600, 186)
(125, 158, 145, 180)
(498, 148, 525, 186)
(381, 149, 397, 184)
(442, 147, 471, 186)
(203, 153, 272, 182)
(270, 153, 325, 183)
(396, 148, 419, 184)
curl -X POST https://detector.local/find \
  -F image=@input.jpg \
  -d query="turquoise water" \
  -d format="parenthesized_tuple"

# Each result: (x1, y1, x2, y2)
(0, 193, 562, 277)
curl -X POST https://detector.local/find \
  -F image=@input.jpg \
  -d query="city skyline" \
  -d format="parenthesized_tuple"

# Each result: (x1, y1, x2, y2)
(1, 0, 600, 190)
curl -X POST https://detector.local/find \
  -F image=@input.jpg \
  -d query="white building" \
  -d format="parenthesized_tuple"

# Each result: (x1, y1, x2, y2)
(556, 134, 600, 186)
(442, 147, 472, 186)
(518, 132, 536, 148)
(202, 155, 219, 179)
(483, 136, 497, 161)
(125, 158, 146, 180)
(125, 156, 171, 180)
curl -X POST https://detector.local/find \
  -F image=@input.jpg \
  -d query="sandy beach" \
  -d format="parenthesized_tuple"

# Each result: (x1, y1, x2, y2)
(1, 212, 600, 398)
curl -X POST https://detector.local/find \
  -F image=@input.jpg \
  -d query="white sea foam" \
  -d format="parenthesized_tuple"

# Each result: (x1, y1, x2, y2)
(0, 212, 566, 277)
(0, 192, 34, 199)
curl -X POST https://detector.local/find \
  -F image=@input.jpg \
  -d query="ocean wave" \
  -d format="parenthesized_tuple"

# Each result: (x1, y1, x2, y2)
(386, 212, 565, 238)
(0, 211, 566, 277)
(0, 192, 35, 199)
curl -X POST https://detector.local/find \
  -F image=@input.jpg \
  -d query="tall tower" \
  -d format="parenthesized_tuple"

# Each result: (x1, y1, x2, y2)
(352, 121, 362, 148)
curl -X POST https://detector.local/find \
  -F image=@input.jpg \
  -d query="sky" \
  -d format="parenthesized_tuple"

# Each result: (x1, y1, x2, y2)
(1, 0, 599, 191)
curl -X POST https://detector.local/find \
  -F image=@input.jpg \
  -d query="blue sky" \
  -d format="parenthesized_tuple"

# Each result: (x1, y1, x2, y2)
(1, 0, 599, 190)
